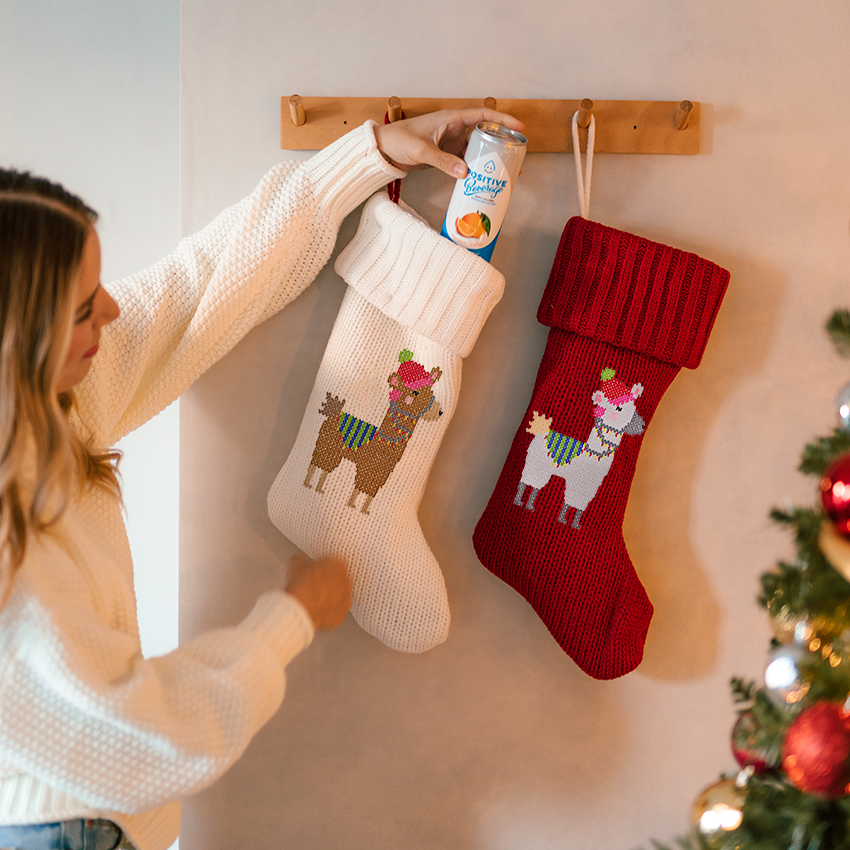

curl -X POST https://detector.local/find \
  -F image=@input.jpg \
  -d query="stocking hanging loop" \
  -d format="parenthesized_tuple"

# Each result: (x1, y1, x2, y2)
(571, 110, 596, 220)
(384, 108, 405, 205)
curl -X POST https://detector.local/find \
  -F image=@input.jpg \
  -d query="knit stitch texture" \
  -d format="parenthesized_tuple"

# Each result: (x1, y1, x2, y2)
(473, 216, 729, 679)
(268, 194, 504, 652)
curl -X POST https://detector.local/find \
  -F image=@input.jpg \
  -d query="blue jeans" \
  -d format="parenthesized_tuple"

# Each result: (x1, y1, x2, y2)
(0, 820, 123, 850)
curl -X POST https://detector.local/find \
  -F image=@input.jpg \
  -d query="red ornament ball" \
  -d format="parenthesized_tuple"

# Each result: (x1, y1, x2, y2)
(782, 701, 850, 797)
(821, 454, 850, 536)
(731, 711, 770, 774)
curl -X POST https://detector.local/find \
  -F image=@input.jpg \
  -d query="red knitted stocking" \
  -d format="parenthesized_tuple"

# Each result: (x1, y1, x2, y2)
(473, 217, 729, 679)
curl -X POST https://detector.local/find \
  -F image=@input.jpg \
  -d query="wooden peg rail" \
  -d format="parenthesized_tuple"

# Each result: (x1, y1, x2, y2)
(280, 96, 700, 154)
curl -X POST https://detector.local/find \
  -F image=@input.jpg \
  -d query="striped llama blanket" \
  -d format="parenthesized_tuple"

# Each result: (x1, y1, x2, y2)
(546, 429, 585, 467)
(336, 412, 377, 451)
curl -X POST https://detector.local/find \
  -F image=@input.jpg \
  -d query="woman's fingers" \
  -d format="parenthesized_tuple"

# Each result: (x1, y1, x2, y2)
(284, 553, 352, 630)
(374, 108, 525, 179)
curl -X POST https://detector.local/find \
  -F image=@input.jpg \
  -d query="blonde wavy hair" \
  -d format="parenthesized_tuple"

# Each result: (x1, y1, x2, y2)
(0, 170, 120, 593)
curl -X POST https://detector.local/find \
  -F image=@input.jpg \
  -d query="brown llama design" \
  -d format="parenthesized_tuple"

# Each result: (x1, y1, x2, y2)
(303, 350, 443, 515)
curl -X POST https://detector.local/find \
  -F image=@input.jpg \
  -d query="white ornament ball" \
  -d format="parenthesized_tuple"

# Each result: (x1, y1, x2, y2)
(764, 643, 810, 710)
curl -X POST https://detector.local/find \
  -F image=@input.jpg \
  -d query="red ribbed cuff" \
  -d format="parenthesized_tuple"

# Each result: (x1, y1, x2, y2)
(537, 217, 729, 370)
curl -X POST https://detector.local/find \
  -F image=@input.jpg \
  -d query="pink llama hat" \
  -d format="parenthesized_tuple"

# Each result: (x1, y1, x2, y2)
(389, 350, 435, 402)
(396, 349, 434, 390)
(599, 367, 632, 404)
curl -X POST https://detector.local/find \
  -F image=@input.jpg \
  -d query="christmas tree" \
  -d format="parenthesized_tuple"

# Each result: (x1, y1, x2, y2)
(657, 310, 850, 850)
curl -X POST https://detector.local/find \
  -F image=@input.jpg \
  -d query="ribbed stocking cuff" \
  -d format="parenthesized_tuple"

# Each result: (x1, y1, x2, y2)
(335, 194, 505, 357)
(537, 217, 729, 369)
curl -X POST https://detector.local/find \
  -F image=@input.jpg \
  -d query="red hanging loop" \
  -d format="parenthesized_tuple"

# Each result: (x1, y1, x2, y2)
(383, 109, 405, 204)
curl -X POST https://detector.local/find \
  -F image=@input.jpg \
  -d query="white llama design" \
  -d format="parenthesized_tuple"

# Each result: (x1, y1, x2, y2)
(514, 368, 645, 529)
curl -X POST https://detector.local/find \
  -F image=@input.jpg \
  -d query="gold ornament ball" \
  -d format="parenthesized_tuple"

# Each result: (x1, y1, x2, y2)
(691, 778, 745, 836)
(819, 521, 850, 583)
(770, 605, 812, 645)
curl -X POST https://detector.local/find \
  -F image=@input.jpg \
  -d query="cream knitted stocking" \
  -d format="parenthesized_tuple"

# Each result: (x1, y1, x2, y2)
(268, 194, 504, 653)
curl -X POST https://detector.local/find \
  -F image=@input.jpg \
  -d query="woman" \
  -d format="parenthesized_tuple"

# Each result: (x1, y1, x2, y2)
(0, 108, 523, 850)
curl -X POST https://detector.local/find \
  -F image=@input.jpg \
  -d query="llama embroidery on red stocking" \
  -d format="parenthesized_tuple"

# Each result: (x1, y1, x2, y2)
(514, 368, 645, 529)
(303, 349, 443, 515)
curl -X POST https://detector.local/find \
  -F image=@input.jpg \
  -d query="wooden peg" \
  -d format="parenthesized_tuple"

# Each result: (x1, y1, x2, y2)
(387, 96, 403, 123)
(483, 97, 497, 110)
(675, 100, 693, 130)
(288, 95, 306, 127)
(577, 98, 594, 129)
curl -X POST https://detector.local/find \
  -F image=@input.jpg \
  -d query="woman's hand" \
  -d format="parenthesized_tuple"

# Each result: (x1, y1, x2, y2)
(373, 108, 526, 179)
(285, 552, 352, 631)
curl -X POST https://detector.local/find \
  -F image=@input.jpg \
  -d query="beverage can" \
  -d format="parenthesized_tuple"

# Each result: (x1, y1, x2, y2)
(440, 122, 527, 261)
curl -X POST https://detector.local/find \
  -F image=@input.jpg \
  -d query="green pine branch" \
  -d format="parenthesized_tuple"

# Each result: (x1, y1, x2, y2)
(800, 430, 850, 477)
(826, 309, 850, 359)
(648, 775, 850, 850)
(799, 646, 850, 703)
(732, 774, 850, 850)
(759, 505, 850, 622)
(647, 832, 712, 850)
(730, 677, 756, 704)
(729, 678, 789, 768)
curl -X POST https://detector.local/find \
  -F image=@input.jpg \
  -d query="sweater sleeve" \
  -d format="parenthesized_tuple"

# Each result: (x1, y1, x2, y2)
(75, 121, 404, 446)
(0, 543, 316, 814)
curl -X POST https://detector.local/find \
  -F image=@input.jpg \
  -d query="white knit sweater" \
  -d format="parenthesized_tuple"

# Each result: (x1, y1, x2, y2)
(0, 122, 404, 850)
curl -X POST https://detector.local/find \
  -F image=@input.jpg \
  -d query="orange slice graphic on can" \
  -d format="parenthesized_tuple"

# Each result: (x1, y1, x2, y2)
(455, 211, 491, 239)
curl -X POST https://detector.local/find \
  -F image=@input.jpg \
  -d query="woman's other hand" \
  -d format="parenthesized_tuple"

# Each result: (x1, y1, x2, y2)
(373, 108, 525, 179)
(285, 553, 352, 631)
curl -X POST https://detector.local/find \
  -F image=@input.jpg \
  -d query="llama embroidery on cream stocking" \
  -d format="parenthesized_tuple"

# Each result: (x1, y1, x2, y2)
(304, 350, 443, 515)
(514, 368, 645, 528)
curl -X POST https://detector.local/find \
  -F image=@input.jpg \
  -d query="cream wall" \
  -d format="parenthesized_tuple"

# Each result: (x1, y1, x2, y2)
(178, 2, 850, 849)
